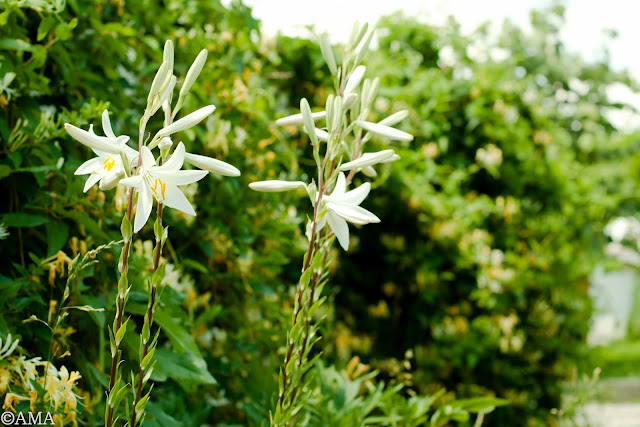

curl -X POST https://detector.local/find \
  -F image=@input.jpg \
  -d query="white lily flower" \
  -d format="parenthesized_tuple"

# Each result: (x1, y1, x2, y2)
(355, 120, 414, 142)
(249, 180, 307, 192)
(275, 111, 326, 126)
(339, 149, 396, 171)
(317, 172, 379, 251)
(344, 65, 366, 95)
(72, 110, 138, 192)
(119, 142, 208, 232)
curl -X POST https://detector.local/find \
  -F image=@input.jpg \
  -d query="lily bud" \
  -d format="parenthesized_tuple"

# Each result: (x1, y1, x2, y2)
(184, 152, 241, 177)
(249, 180, 307, 192)
(319, 33, 337, 75)
(275, 111, 326, 126)
(339, 149, 396, 171)
(156, 105, 216, 139)
(179, 49, 208, 99)
(354, 120, 414, 142)
(301, 98, 318, 146)
(344, 65, 366, 95)
(163, 40, 174, 72)
(148, 61, 170, 102)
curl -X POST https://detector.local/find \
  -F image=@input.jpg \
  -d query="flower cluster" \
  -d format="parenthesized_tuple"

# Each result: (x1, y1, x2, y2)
(0, 334, 83, 426)
(66, 41, 240, 233)
(250, 56, 412, 250)
(64, 40, 242, 426)
(248, 22, 414, 425)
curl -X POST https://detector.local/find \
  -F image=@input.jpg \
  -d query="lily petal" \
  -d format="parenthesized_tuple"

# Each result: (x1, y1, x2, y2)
(139, 146, 157, 169)
(327, 202, 380, 225)
(339, 182, 371, 206)
(163, 184, 196, 216)
(331, 172, 347, 197)
(119, 175, 144, 189)
(102, 110, 116, 139)
(75, 158, 101, 175)
(65, 124, 127, 154)
(83, 174, 102, 193)
(326, 211, 350, 250)
(160, 142, 186, 172)
(154, 169, 208, 186)
(134, 184, 154, 233)
(99, 172, 123, 191)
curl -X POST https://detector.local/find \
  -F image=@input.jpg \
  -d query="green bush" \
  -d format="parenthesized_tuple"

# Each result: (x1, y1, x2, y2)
(1, 1, 638, 426)
(320, 8, 638, 426)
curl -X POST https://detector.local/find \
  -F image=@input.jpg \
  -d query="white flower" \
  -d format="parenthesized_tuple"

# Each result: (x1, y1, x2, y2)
(249, 180, 307, 192)
(71, 110, 138, 192)
(317, 172, 380, 251)
(119, 142, 208, 232)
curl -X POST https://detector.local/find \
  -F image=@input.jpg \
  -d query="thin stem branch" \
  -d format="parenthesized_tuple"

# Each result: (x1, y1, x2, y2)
(130, 202, 163, 427)
(106, 123, 146, 427)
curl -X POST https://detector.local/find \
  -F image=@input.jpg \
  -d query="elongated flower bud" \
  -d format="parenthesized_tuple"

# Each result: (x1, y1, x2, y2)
(344, 65, 366, 95)
(301, 98, 318, 146)
(314, 128, 329, 142)
(179, 49, 208, 99)
(148, 61, 170, 102)
(379, 110, 409, 127)
(342, 93, 358, 110)
(184, 152, 240, 177)
(275, 111, 326, 127)
(156, 105, 216, 138)
(163, 40, 174, 72)
(249, 180, 307, 192)
(65, 124, 128, 154)
(339, 149, 396, 171)
(319, 33, 337, 75)
(149, 75, 177, 118)
(354, 120, 414, 142)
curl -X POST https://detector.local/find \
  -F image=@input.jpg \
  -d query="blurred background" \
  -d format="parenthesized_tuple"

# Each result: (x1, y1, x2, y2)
(1, 0, 640, 425)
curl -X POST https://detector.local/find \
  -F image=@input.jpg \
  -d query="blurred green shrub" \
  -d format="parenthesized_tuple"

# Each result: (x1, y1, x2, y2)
(1, 0, 639, 425)
(317, 7, 640, 426)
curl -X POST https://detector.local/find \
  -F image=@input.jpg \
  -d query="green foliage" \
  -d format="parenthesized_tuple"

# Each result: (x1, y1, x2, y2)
(1, 0, 638, 425)
(321, 8, 640, 426)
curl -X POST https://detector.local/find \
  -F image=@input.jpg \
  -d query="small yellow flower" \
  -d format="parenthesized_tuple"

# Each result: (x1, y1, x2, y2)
(0, 366, 11, 393)
(3, 392, 30, 412)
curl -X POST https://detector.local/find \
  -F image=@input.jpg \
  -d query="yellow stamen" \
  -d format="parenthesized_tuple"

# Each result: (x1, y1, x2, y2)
(103, 157, 116, 172)
(150, 178, 167, 201)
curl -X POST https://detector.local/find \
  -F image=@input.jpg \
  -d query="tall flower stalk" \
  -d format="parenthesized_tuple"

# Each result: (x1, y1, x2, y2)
(250, 22, 412, 426)
(65, 40, 240, 426)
